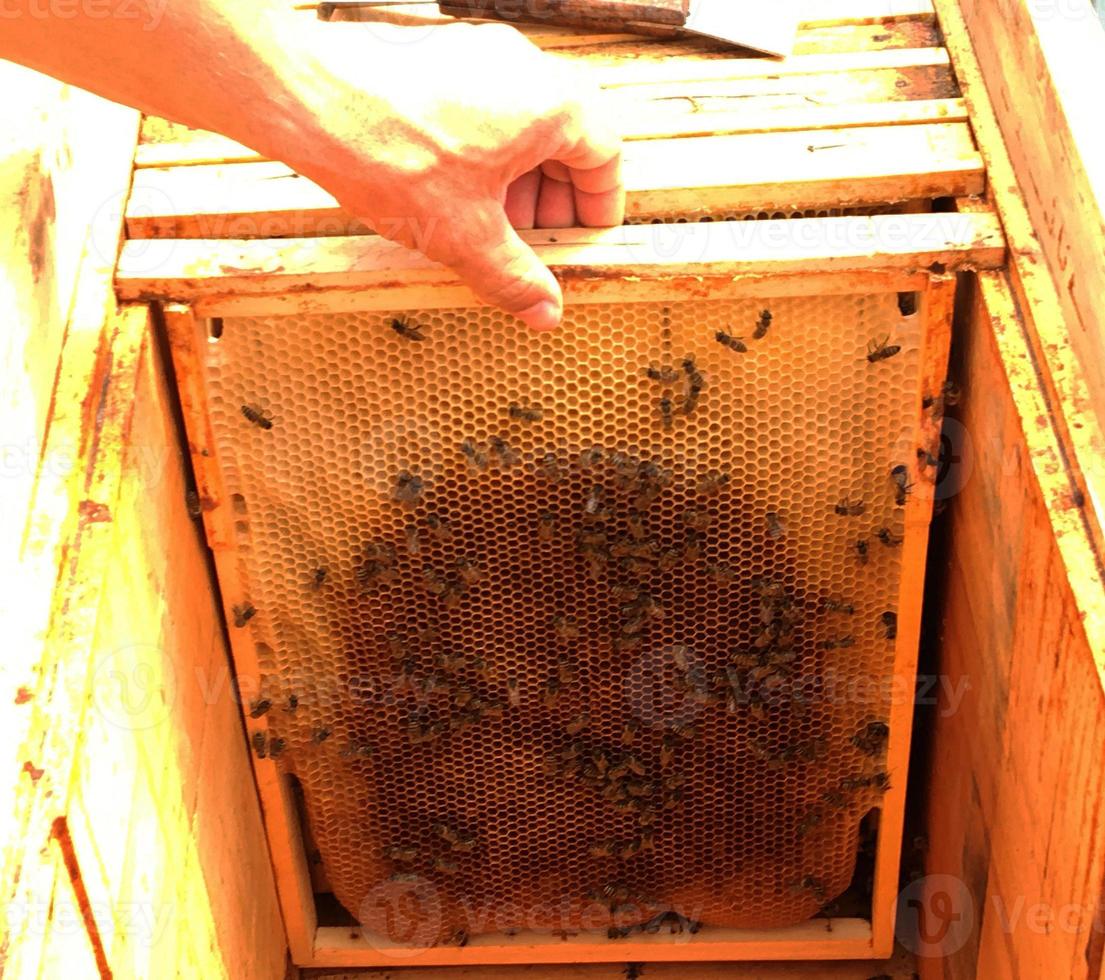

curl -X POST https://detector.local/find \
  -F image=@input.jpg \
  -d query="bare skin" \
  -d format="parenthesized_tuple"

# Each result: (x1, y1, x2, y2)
(0, 1, 625, 329)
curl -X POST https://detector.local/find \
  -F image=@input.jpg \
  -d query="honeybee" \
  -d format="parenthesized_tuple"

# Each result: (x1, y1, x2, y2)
(917, 446, 941, 470)
(681, 508, 712, 532)
(285, 694, 299, 712)
(855, 539, 869, 564)
(834, 498, 865, 516)
(659, 397, 674, 430)
(632, 483, 664, 512)
(312, 727, 332, 743)
(553, 615, 581, 641)
(682, 385, 702, 415)
(579, 446, 605, 469)
(383, 844, 419, 863)
(566, 712, 590, 735)
(891, 465, 913, 506)
(543, 676, 563, 707)
(251, 731, 268, 758)
(851, 720, 890, 756)
(589, 839, 617, 859)
(249, 699, 271, 719)
(310, 567, 328, 590)
(423, 570, 450, 596)
(453, 558, 485, 586)
(682, 355, 704, 389)
(683, 529, 705, 561)
(404, 525, 421, 555)
(424, 513, 455, 543)
(358, 542, 399, 588)
(460, 439, 489, 471)
(866, 337, 901, 362)
(765, 511, 786, 540)
(660, 734, 679, 767)
(881, 611, 898, 640)
(509, 405, 544, 422)
(232, 603, 257, 628)
(394, 472, 425, 508)
(383, 632, 407, 660)
(613, 635, 643, 653)
(819, 598, 855, 615)
(791, 875, 827, 904)
(448, 929, 470, 947)
(875, 527, 903, 547)
(557, 657, 579, 685)
(715, 330, 748, 353)
(268, 737, 286, 759)
(646, 365, 681, 383)
(753, 309, 773, 340)
(621, 719, 641, 745)
(433, 856, 460, 876)
(388, 871, 421, 883)
(537, 453, 567, 482)
(536, 512, 557, 542)
(390, 317, 426, 341)
(697, 471, 730, 496)
(240, 404, 273, 430)
(490, 436, 521, 468)
(797, 810, 823, 838)
(584, 485, 608, 518)
(622, 514, 647, 543)
(341, 739, 374, 759)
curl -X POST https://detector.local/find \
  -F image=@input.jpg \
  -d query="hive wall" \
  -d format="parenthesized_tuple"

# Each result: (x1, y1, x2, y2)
(204, 293, 925, 944)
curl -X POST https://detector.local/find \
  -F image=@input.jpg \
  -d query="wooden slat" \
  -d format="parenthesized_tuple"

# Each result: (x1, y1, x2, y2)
(115, 212, 1005, 316)
(934, 0, 1105, 573)
(589, 47, 950, 86)
(304, 944, 920, 979)
(125, 123, 983, 239)
(921, 272, 1105, 980)
(798, 0, 934, 27)
(311, 920, 874, 969)
(134, 96, 967, 168)
(955, 0, 1105, 440)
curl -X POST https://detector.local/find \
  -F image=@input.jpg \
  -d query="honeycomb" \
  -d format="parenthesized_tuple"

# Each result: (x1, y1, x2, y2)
(208, 294, 922, 945)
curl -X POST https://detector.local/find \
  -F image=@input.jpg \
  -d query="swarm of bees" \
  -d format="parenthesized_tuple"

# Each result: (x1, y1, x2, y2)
(234, 303, 933, 942)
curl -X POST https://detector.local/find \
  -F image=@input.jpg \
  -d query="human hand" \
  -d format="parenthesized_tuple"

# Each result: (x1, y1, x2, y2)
(276, 20, 625, 330)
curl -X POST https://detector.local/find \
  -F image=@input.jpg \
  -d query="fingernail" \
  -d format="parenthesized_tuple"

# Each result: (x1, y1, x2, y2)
(518, 299, 562, 332)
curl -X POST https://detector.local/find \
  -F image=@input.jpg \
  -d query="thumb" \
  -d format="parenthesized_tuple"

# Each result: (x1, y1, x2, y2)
(442, 209, 564, 331)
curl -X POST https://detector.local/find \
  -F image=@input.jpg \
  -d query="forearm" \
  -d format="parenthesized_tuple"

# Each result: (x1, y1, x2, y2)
(0, 0, 328, 165)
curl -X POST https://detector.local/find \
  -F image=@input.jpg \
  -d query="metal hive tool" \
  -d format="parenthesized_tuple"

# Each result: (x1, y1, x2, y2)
(210, 294, 921, 943)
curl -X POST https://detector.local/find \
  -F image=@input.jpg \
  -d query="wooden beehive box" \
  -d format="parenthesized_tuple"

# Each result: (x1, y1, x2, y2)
(4, 1, 1104, 979)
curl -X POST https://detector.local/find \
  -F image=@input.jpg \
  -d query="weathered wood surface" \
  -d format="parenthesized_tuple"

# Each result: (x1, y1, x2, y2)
(115, 211, 1005, 317)
(0, 77, 288, 979)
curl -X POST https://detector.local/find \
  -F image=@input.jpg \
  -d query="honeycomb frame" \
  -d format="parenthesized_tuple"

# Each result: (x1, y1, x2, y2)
(162, 264, 954, 968)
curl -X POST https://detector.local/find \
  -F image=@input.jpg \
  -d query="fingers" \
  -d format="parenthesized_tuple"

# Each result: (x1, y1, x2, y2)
(504, 169, 540, 229)
(549, 94, 626, 228)
(535, 174, 577, 228)
(441, 207, 563, 331)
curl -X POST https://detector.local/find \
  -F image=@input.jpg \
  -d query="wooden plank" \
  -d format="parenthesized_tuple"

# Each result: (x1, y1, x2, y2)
(953, 0, 1105, 441)
(125, 123, 983, 239)
(0, 84, 142, 980)
(134, 97, 967, 167)
(798, 0, 934, 26)
(870, 274, 956, 957)
(304, 943, 919, 978)
(115, 212, 1005, 314)
(920, 273, 1105, 980)
(934, 0, 1105, 584)
(589, 47, 950, 86)
(310, 921, 874, 969)
(163, 304, 319, 966)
